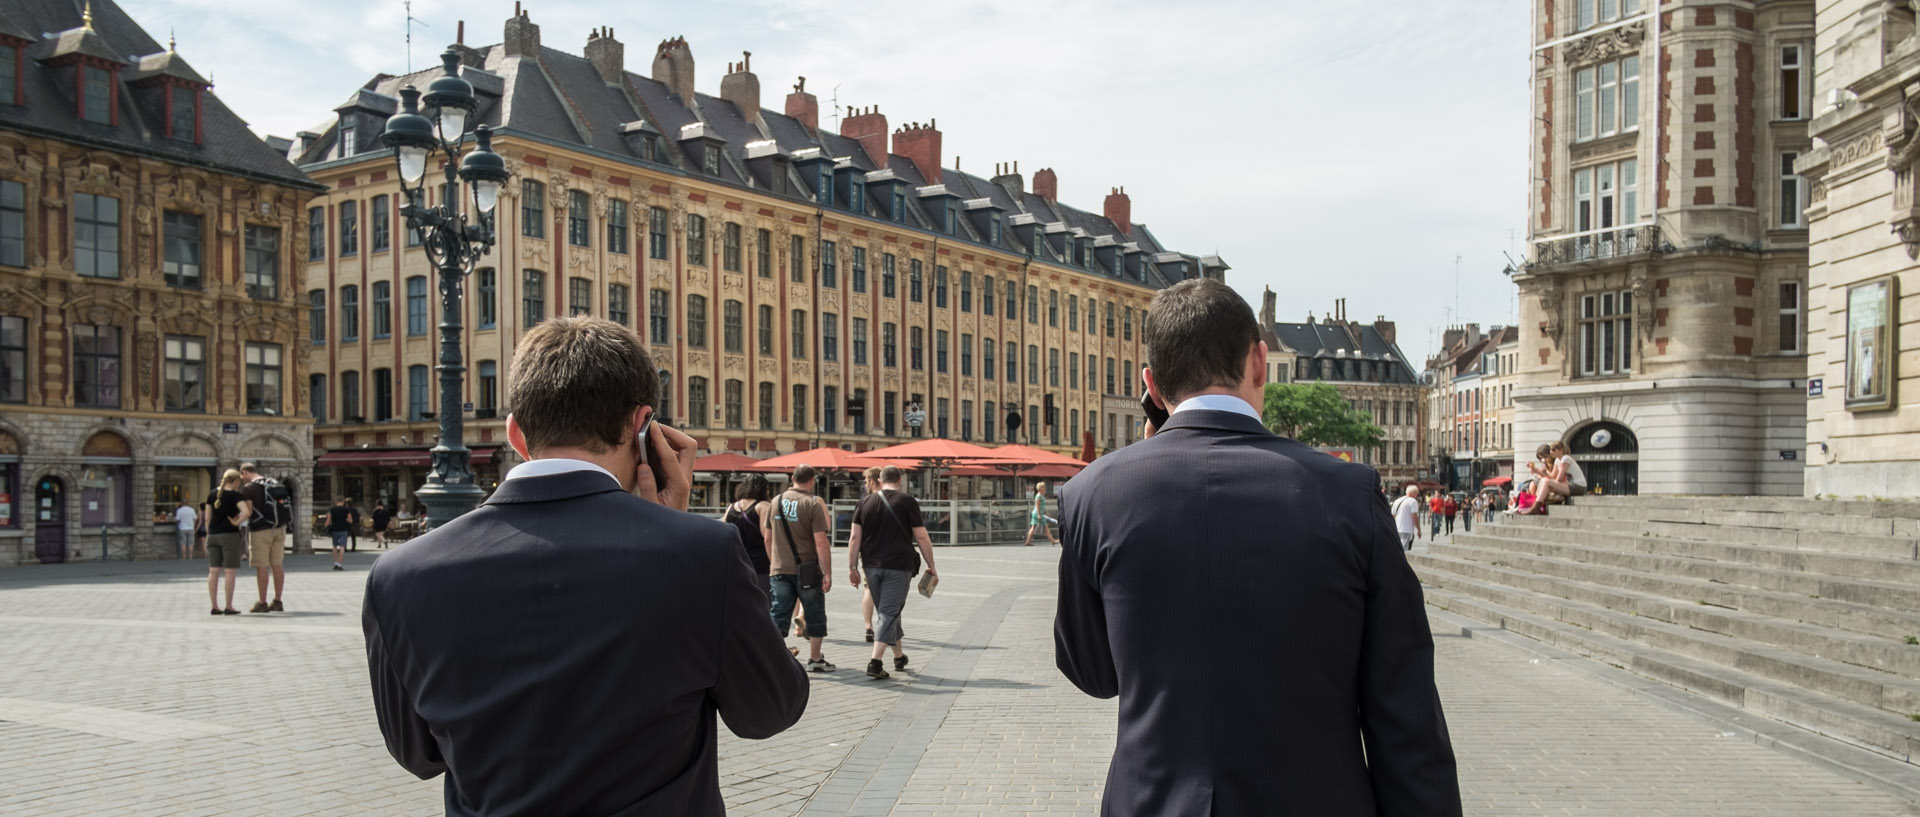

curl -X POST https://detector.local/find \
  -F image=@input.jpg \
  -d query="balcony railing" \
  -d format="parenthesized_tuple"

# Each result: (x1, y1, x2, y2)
(1530, 225, 1663, 268)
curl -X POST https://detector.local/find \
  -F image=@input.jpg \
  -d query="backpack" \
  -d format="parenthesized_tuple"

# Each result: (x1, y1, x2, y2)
(247, 477, 293, 532)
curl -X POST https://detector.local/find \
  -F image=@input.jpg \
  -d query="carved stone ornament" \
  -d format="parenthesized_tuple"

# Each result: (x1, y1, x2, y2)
(688, 351, 711, 369)
(1891, 90, 1920, 259)
(1538, 282, 1565, 349)
(823, 364, 840, 380)
(789, 361, 810, 377)
(1563, 21, 1645, 66)
(723, 355, 745, 371)
(1631, 272, 1656, 340)
(757, 358, 778, 376)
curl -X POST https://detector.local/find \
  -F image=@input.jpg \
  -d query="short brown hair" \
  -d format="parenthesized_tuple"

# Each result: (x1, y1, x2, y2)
(1144, 278, 1260, 404)
(862, 466, 883, 483)
(1535, 444, 1554, 460)
(508, 317, 658, 453)
(880, 465, 903, 485)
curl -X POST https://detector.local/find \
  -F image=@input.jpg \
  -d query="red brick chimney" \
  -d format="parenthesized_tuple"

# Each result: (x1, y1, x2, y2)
(651, 36, 694, 105)
(842, 105, 888, 165)
(1034, 167, 1058, 202)
(1104, 186, 1131, 235)
(1374, 316, 1397, 346)
(893, 120, 942, 184)
(785, 76, 818, 133)
(719, 51, 760, 126)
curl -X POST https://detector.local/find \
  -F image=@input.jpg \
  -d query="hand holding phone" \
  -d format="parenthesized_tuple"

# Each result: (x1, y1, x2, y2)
(1140, 391, 1170, 435)
(631, 418, 697, 511)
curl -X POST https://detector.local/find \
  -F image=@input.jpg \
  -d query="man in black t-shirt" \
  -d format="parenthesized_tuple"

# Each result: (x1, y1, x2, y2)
(847, 466, 938, 680)
(326, 497, 357, 570)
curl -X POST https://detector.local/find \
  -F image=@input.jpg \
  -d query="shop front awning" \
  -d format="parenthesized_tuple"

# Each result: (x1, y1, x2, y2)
(315, 446, 499, 468)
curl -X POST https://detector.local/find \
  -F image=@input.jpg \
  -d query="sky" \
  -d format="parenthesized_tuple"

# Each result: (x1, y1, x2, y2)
(124, 0, 1529, 363)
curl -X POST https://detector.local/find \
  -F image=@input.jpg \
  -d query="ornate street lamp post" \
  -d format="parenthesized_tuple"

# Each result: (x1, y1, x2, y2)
(382, 49, 511, 529)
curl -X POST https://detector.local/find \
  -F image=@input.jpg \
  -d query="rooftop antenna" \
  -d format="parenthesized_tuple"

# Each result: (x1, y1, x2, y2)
(1453, 253, 1462, 327)
(829, 84, 842, 131)
(405, 0, 431, 74)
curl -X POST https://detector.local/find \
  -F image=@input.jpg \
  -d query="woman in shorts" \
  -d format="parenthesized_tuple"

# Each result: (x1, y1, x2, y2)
(205, 469, 251, 615)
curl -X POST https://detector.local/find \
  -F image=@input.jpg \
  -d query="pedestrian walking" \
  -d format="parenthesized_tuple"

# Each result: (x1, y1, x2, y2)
(722, 475, 774, 598)
(346, 498, 362, 551)
(848, 466, 938, 680)
(240, 463, 291, 613)
(205, 470, 250, 616)
(1461, 493, 1473, 534)
(857, 466, 883, 643)
(1442, 493, 1458, 535)
(371, 501, 391, 547)
(1390, 485, 1423, 552)
(1054, 278, 1459, 815)
(363, 316, 806, 817)
(326, 497, 354, 570)
(1428, 492, 1443, 538)
(765, 464, 836, 672)
(173, 499, 196, 560)
(1024, 481, 1058, 546)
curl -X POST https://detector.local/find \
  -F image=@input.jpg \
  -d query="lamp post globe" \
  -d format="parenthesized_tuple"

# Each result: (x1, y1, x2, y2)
(381, 49, 506, 530)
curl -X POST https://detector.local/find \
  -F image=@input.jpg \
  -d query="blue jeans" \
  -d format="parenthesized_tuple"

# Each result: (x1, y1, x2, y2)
(769, 573, 828, 639)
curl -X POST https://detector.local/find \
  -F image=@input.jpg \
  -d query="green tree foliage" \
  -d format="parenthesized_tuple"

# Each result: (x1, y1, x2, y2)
(1261, 382, 1385, 449)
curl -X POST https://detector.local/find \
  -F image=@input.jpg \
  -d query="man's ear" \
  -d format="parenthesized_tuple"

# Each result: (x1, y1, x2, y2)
(1248, 340, 1269, 389)
(505, 414, 531, 460)
(1143, 368, 1169, 412)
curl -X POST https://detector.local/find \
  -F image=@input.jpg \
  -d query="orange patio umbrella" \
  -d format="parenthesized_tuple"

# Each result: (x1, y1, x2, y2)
(744, 447, 911, 473)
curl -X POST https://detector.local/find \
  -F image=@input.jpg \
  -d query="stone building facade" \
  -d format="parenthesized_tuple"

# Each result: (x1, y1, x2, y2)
(1258, 292, 1425, 488)
(1515, 0, 1813, 496)
(291, 11, 1223, 508)
(0, 0, 322, 563)
(1797, 2, 1920, 498)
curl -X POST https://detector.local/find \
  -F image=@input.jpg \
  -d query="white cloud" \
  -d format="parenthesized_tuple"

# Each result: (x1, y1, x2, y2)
(122, 0, 1527, 360)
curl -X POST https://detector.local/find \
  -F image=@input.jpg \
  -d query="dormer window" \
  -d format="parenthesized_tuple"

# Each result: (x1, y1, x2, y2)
(168, 86, 196, 142)
(849, 175, 866, 212)
(892, 188, 906, 222)
(338, 119, 356, 158)
(82, 65, 112, 123)
(816, 163, 832, 202)
(639, 134, 659, 162)
(703, 144, 721, 175)
(943, 199, 957, 235)
(989, 213, 1002, 246)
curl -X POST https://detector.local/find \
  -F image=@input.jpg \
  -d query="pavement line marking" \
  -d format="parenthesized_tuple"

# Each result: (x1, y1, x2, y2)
(0, 697, 235, 743)
(0, 615, 361, 635)
(798, 581, 1044, 816)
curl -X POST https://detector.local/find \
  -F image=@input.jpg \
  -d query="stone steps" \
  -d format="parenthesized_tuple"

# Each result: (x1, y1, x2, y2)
(1415, 495, 1920, 766)
(1500, 514, 1919, 560)
(1426, 542, 1920, 674)
(1457, 523, 1920, 585)
(1422, 583, 1920, 763)
(1446, 533, 1920, 640)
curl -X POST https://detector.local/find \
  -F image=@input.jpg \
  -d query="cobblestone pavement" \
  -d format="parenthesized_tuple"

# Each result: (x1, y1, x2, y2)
(0, 545, 1914, 816)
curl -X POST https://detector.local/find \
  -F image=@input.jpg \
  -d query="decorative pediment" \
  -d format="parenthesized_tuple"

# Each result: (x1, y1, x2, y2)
(1563, 21, 1645, 66)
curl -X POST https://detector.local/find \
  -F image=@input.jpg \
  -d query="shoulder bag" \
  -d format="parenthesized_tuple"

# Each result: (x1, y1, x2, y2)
(778, 494, 824, 590)
(872, 490, 921, 575)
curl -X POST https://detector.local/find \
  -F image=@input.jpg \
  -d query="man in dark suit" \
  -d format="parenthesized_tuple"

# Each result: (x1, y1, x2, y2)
(1055, 279, 1460, 816)
(363, 317, 809, 817)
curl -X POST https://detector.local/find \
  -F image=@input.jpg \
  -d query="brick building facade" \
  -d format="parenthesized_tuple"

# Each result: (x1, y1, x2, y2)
(291, 10, 1225, 508)
(1515, 0, 1812, 496)
(0, 0, 323, 563)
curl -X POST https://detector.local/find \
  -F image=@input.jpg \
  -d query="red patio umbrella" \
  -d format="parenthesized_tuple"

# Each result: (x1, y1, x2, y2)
(989, 444, 1088, 468)
(744, 447, 911, 473)
(692, 452, 763, 472)
(855, 438, 1025, 464)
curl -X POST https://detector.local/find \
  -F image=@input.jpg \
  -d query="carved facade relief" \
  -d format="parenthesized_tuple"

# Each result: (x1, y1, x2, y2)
(1563, 22, 1645, 66)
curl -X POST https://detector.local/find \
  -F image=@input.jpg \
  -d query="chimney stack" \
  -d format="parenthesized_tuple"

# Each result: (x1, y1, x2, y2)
(584, 26, 624, 85)
(992, 161, 1023, 198)
(652, 36, 695, 105)
(503, 4, 540, 58)
(893, 120, 942, 184)
(719, 51, 761, 126)
(1104, 186, 1131, 236)
(450, 20, 485, 68)
(842, 105, 889, 165)
(1260, 286, 1276, 327)
(1374, 316, 1397, 346)
(1033, 167, 1058, 203)
(785, 76, 819, 133)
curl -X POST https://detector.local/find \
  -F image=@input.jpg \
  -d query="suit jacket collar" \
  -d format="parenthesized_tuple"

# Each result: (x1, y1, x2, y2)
(483, 470, 628, 506)
(1157, 408, 1273, 437)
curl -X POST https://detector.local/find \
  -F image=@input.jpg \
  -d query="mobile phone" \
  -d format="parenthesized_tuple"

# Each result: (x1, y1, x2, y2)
(636, 413, 673, 490)
(1140, 391, 1170, 429)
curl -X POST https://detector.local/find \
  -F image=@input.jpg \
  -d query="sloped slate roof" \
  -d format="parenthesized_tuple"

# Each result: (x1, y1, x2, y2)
(1, 0, 316, 189)
(296, 31, 1210, 289)
(1269, 320, 1419, 385)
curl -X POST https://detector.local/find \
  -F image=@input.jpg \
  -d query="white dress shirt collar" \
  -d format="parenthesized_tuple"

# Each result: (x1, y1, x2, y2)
(1171, 393, 1261, 421)
(502, 457, 621, 487)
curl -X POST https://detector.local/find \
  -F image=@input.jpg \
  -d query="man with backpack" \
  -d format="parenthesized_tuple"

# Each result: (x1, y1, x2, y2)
(240, 462, 294, 613)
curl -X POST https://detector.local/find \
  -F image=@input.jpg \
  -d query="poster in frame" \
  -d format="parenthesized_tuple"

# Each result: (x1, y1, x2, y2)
(1844, 274, 1898, 412)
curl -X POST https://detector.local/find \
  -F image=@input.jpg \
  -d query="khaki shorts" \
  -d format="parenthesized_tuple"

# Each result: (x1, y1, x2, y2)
(247, 528, 286, 567)
(206, 532, 244, 569)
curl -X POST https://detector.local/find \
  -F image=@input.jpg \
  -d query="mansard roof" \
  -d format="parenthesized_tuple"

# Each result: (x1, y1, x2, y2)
(0, 0, 316, 190)
(294, 34, 1215, 290)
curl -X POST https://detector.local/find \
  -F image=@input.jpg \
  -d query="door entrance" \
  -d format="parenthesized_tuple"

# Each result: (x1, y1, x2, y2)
(1568, 421, 1639, 496)
(34, 476, 66, 563)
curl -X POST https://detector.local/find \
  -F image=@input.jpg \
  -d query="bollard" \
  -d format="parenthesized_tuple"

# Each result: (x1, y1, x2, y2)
(100, 524, 108, 561)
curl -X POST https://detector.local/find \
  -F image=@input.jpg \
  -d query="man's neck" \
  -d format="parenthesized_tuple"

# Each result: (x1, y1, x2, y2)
(790, 484, 814, 495)
(527, 447, 632, 490)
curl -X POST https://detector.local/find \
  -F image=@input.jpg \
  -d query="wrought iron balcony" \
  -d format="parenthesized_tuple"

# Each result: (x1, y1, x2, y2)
(1528, 225, 1665, 270)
